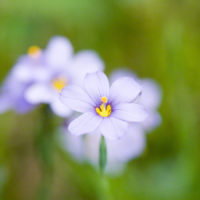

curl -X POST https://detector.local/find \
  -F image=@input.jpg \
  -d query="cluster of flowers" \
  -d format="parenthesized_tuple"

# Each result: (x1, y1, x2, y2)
(0, 36, 161, 174)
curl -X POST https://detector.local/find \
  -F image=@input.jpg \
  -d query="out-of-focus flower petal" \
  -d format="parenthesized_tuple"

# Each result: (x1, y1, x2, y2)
(109, 77, 141, 104)
(99, 117, 128, 139)
(64, 133, 85, 161)
(15, 97, 35, 113)
(113, 103, 148, 122)
(84, 133, 101, 165)
(12, 63, 33, 82)
(50, 98, 73, 117)
(83, 71, 109, 103)
(68, 112, 102, 135)
(12, 62, 50, 83)
(0, 73, 35, 114)
(110, 69, 136, 84)
(69, 51, 104, 85)
(25, 83, 54, 104)
(45, 36, 73, 67)
(140, 79, 162, 110)
(60, 85, 94, 112)
(143, 111, 161, 131)
(106, 124, 145, 162)
(0, 96, 12, 113)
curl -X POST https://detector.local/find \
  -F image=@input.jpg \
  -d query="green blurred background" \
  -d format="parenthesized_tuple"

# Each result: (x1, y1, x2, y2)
(0, 0, 200, 199)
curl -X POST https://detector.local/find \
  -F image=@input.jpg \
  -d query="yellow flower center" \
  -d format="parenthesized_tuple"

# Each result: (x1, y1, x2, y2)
(96, 97, 112, 117)
(28, 46, 41, 58)
(52, 77, 67, 92)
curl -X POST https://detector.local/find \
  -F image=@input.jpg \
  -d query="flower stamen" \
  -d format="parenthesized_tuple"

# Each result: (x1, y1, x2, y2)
(52, 77, 67, 91)
(96, 103, 111, 117)
(101, 96, 108, 104)
(28, 46, 41, 59)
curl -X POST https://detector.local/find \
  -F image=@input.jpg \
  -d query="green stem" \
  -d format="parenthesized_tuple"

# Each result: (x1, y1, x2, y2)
(35, 105, 55, 200)
(99, 136, 107, 173)
(99, 175, 112, 200)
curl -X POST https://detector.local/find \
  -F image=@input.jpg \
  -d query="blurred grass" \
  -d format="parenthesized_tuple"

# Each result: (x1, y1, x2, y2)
(0, 0, 200, 199)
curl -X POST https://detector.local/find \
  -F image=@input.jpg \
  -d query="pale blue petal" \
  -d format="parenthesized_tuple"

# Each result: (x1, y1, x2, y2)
(50, 98, 73, 117)
(68, 112, 102, 135)
(69, 51, 104, 85)
(140, 79, 162, 110)
(45, 36, 73, 67)
(60, 85, 94, 113)
(106, 124, 145, 163)
(109, 77, 141, 104)
(25, 83, 54, 104)
(110, 69, 136, 84)
(100, 117, 128, 140)
(0, 96, 12, 113)
(112, 103, 148, 122)
(12, 57, 50, 83)
(142, 111, 161, 131)
(84, 72, 109, 103)
(64, 132, 85, 161)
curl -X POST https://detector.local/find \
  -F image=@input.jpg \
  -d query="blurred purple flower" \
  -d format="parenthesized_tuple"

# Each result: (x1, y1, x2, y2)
(25, 37, 104, 117)
(0, 36, 104, 116)
(60, 71, 148, 139)
(0, 40, 52, 113)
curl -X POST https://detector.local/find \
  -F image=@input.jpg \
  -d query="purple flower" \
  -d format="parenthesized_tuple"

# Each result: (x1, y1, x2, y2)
(62, 70, 162, 174)
(0, 36, 104, 116)
(60, 71, 148, 139)
(25, 36, 104, 117)
(0, 41, 50, 113)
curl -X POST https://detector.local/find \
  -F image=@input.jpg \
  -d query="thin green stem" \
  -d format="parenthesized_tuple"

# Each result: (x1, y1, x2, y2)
(99, 135, 107, 174)
(35, 105, 55, 200)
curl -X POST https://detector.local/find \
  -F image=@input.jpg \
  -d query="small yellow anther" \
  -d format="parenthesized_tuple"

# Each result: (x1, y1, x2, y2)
(52, 77, 67, 92)
(28, 46, 41, 58)
(101, 96, 108, 104)
(96, 104, 111, 118)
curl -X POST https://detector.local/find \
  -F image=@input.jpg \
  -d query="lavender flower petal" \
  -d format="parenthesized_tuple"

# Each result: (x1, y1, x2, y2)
(45, 36, 73, 68)
(113, 103, 148, 122)
(109, 77, 141, 104)
(142, 111, 161, 131)
(68, 112, 102, 135)
(0, 95, 12, 113)
(69, 51, 104, 85)
(140, 79, 162, 110)
(83, 71, 109, 103)
(50, 98, 73, 117)
(99, 117, 128, 140)
(60, 85, 94, 112)
(25, 83, 54, 104)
